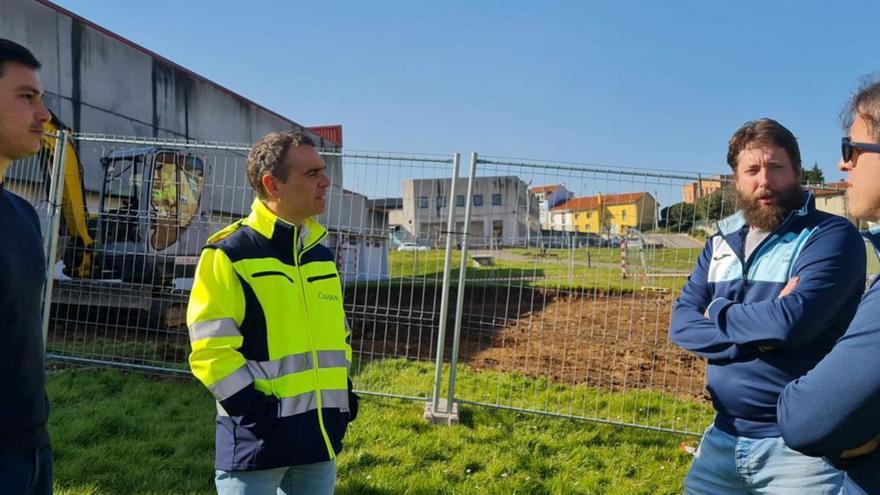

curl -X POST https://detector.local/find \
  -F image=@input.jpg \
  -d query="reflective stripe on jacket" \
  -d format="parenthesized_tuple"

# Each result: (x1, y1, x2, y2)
(188, 197, 356, 471)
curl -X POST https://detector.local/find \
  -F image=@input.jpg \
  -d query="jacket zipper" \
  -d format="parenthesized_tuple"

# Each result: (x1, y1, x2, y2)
(294, 225, 336, 460)
(739, 214, 795, 288)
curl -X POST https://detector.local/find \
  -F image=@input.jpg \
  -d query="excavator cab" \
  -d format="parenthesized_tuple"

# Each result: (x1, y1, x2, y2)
(96, 147, 207, 283)
(40, 113, 209, 284)
(149, 150, 205, 251)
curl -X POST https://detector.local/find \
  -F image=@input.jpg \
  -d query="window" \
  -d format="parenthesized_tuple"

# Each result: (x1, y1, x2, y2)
(622, 210, 628, 220)
(150, 151, 205, 250)
(418, 196, 428, 208)
(473, 194, 484, 207)
(456, 195, 465, 207)
(492, 193, 502, 206)
(436, 196, 446, 207)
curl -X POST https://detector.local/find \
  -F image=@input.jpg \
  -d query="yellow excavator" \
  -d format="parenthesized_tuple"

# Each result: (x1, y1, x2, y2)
(40, 113, 208, 286)
(41, 113, 94, 278)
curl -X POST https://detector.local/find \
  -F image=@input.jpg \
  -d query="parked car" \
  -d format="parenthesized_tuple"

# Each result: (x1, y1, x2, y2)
(397, 242, 429, 252)
(580, 232, 607, 247)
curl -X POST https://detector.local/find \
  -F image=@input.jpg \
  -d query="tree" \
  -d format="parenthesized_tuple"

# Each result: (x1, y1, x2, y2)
(802, 162, 824, 185)
(696, 186, 737, 223)
(660, 202, 697, 232)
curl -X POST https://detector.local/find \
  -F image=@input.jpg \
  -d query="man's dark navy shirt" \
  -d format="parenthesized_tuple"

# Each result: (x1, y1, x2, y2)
(0, 184, 49, 453)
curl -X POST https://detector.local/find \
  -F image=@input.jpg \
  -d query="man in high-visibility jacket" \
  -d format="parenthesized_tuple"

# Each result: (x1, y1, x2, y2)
(188, 131, 357, 495)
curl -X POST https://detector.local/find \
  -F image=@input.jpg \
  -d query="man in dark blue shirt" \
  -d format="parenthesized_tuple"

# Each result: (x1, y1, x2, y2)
(670, 118, 865, 494)
(778, 77, 880, 495)
(0, 38, 53, 494)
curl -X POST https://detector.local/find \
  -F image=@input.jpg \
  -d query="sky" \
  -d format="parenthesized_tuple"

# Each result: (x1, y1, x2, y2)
(51, 0, 880, 182)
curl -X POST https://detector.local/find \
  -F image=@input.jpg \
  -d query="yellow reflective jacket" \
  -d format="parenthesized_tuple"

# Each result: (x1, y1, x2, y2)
(188, 198, 356, 471)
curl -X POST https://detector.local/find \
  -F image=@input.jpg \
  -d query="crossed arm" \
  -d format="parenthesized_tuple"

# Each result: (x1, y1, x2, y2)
(670, 223, 866, 361)
(778, 285, 880, 464)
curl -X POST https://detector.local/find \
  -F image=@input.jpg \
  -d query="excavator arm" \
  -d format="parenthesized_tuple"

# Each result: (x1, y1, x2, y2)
(42, 113, 94, 278)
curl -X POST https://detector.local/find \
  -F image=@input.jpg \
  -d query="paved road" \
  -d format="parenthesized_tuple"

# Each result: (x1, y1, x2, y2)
(643, 233, 703, 249)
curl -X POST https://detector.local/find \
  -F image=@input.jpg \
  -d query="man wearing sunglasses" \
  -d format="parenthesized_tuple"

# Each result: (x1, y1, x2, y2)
(779, 78, 880, 495)
(670, 118, 866, 494)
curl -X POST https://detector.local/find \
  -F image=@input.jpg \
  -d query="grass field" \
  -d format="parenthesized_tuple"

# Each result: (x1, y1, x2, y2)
(386, 247, 697, 292)
(48, 359, 710, 495)
(387, 240, 880, 293)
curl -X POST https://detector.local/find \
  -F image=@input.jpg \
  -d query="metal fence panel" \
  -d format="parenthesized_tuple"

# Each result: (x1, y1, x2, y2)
(23, 133, 459, 403)
(442, 155, 721, 434)
(26, 134, 867, 436)
(436, 157, 869, 436)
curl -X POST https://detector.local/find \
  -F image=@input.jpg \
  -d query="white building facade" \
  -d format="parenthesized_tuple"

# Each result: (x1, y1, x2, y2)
(396, 176, 540, 247)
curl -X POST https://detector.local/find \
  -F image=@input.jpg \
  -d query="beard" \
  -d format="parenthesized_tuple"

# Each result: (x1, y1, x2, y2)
(738, 184, 804, 231)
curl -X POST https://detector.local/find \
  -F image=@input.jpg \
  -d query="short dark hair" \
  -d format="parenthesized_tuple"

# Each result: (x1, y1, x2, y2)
(726, 118, 802, 173)
(843, 75, 880, 141)
(0, 38, 41, 78)
(246, 131, 316, 200)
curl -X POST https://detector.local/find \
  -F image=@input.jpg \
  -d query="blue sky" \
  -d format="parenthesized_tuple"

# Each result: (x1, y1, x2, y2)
(52, 0, 878, 181)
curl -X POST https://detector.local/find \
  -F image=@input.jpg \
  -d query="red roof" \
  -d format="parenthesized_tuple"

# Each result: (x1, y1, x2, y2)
(552, 192, 651, 211)
(810, 181, 849, 197)
(823, 181, 850, 189)
(307, 125, 343, 147)
(531, 184, 563, 194)
(812, 189, 843, 198)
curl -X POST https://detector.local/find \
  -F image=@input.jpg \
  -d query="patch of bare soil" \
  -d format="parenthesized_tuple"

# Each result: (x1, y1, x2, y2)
(347, 285, 708, 401)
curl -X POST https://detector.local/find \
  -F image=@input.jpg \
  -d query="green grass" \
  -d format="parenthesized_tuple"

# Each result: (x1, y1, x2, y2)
(355, 359, 712, 434)
(386, 248, 697, 292)
(47, 337, 189, 372)
(48, 359, 709, 495)
(387, 240, 880, 293)
(49, 368, 214, 495)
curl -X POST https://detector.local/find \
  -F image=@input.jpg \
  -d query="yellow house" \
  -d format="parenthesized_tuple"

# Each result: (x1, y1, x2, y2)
(554, 192, 658, 235)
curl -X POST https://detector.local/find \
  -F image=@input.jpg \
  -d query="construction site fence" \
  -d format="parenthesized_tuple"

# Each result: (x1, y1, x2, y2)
(19, 131, 863, 437)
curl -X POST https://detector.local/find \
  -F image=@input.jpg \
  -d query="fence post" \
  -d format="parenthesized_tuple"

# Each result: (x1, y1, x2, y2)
(620, 237, 628, 280)
(425, 153, 461, 424)
(445, 152, 478, 415)
(41, 131, 69, 350)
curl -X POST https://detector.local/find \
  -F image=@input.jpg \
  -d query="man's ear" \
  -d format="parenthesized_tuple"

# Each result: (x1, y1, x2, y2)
(261, 173, 278, 200)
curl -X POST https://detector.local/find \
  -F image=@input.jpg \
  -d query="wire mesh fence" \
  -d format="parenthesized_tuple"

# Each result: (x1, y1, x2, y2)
(21, 133, 466, 403)
(43, 134, 255, 375)
(432, 154, 718, 434)
(23, 132, 870, 436)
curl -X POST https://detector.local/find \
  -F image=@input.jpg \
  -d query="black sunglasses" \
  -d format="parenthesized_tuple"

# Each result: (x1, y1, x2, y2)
(841, 136, 880, 163)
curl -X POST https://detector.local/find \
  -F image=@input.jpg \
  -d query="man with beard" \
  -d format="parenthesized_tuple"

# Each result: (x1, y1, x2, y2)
(778, 77, 880, 495)
(670, 118, 866, 494)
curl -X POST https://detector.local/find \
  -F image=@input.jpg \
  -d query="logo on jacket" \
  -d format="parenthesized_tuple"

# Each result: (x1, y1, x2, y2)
(318, 292, 340, 301)
(713, 254, 732, 261)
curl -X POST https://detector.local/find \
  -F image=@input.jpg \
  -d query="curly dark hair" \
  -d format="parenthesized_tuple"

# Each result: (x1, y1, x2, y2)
(246, 130, 315, 199)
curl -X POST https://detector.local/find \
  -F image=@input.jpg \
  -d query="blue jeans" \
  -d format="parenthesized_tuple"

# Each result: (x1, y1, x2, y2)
(684, 425, 842, 494)
(0, 445, 53, 495)
(215, 460, 336, 495)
